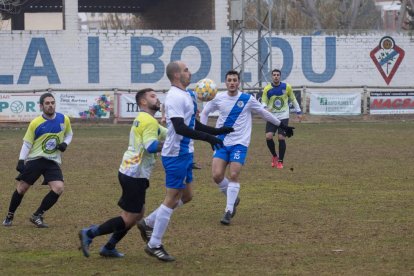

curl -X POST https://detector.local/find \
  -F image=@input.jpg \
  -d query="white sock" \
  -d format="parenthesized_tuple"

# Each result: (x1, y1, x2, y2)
(226, 182, 240, 213)
(144, 207, 159, 228)
(145, 200, 183, 228)
(218, 177, 229, 196)
(148, 204, 174, 248)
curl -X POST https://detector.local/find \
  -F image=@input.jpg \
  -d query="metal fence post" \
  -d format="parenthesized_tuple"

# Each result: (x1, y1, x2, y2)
(363, 86, 368, 115)
(302, 86, 307, 114)
(113, 89, 118, 124)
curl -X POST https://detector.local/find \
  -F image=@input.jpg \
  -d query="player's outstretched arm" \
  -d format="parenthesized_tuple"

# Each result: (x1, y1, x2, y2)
(195, 120, 234, 135)
(171, 117, 224, 150)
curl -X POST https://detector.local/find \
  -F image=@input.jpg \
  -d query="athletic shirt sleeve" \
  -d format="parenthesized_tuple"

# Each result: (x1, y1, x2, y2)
(262, 84, 271, 107)
(142, 116, 160, 149)
(158, 125, 167, 141)
(286, 84, 302, 114)
(199, 99, 218, 125)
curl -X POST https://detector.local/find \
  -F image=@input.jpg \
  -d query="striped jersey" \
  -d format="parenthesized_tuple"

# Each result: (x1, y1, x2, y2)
(200, 91, 269, 147)
(23, 113, 72, 165)
(161, 86, 197, 157)
(119, 112, 167, 179)
(262, 82, 301, 120)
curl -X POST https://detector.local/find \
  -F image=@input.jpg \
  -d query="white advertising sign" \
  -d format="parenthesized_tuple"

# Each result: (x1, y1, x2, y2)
(309, 92, 361, 115)
(117, 92, 166, 119)
(0, 93, 42, 122)
(56, 92, 112, 119)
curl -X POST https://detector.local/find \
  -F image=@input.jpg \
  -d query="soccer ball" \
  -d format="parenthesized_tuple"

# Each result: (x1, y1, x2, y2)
(194, 78, 218, 102)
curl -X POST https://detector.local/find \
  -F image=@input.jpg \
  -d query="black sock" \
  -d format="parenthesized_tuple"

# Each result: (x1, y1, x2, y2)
(34, 191, 60, 216)
(8, 190, 24, 215)
(89, 216, 126, 238)
(266, 139, 277, 157)
(104, 228, 129, 250)
(278, 139, 286, 162)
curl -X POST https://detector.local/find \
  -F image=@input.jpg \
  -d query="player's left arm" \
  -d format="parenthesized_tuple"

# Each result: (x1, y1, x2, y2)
(143, 120, 163, 153)
(199, 100, 216, 125)
(57, 116, 73, 152)
(287, 84, 303, 121)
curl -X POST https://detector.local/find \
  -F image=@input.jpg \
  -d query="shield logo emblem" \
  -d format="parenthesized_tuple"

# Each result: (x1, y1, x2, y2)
(370, 36, 405, 85)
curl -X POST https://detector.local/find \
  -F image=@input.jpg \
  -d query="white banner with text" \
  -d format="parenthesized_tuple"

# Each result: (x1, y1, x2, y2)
(309, 92, 361, 115)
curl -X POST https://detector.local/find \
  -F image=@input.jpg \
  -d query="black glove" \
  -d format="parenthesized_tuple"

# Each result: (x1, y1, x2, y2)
(217, 126, 234, 135)
(56, 142, 68, 152)
(279, 123, 295, 138)
(16, 160, 25, 173)
(205, 135, 224, 151)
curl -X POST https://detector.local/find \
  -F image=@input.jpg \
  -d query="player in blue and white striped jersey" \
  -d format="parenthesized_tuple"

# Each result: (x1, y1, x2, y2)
(200, 70, 294, 225)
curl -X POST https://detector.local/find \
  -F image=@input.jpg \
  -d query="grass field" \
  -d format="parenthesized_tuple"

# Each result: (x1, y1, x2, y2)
(0, 121, 413, 275)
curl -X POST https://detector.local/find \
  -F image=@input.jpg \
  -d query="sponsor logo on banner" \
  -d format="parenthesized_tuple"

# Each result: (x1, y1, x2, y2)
(370, 91, 414, 115)
(370, 36, 405, 85)
(0, 92, 113, 122)
(56, 92, 112, 119)
(0, 94, 41, 122)
(309, 92, 361, 115)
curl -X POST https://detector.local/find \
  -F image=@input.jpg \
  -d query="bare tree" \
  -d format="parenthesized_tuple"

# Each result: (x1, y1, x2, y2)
(296, 0, 322, 30)
(242, 0, 382, 32)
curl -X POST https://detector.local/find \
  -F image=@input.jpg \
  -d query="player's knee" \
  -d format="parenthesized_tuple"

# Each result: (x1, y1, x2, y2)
(123, 213, 141, 228)
(16, 182, 30, 194)
(228, 172, 239, 182)
(51, 183, 64, 195)
(181, 193, 193, 204)
(212, 171, 224, 184)
(265, 133, 273, 140)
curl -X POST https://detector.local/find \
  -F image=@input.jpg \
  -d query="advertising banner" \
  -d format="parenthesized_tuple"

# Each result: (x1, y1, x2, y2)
(117, 91, 220, 119)
(370, 91, 414, 114)
(309, 92, 361, 115)
(0, 92, 113, 122)
(0, 93, 42, 122)
(117, 92, 166, 119)
(55, 92, 112, 119)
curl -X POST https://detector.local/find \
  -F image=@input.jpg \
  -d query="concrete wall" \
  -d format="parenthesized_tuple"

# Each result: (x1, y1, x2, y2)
(0, 0, 413, 91)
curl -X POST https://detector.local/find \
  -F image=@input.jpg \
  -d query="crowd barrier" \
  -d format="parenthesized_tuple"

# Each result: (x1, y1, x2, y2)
(1, 86, 413, 123)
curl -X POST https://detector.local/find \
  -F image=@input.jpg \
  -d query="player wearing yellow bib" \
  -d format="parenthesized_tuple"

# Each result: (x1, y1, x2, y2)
(2, 92, 73, 228)
(262, 69, 302, 169)
(79, 88, 167, 258)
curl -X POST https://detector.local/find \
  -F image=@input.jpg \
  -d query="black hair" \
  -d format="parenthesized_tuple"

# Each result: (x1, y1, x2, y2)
(39, 92, 55, 105)
(135, 88, 155, 106)
(272, 69, 281, 75)
(225, 70, 240, 80)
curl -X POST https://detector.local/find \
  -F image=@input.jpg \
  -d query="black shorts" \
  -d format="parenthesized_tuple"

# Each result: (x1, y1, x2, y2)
(117, 172, 149, 213)
(265, 119, 289, 136)
(16, 158, 64, 185)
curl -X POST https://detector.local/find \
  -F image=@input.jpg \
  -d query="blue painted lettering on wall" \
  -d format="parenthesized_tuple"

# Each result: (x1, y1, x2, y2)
(131, 37, 164, 83)
(17, 38, 60, 84)
(302, 37, 336, 83)
(88, 37, 100, 83)
(1, 36, 337, 85)
(171, 36, 211, 82)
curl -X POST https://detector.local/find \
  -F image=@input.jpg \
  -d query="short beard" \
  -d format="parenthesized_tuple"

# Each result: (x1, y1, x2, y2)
(149, 105, 160, 112)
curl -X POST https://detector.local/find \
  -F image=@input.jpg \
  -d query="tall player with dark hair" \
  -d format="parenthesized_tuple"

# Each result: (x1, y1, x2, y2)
(2, 92, 73, 228)
(262, 69, 302, 169)
(200, 70, 294, 225)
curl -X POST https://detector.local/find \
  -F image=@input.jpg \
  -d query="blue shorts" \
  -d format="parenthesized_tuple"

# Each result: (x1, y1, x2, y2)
(162, 153, 194, 189)
(213, 144, 248, 165)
